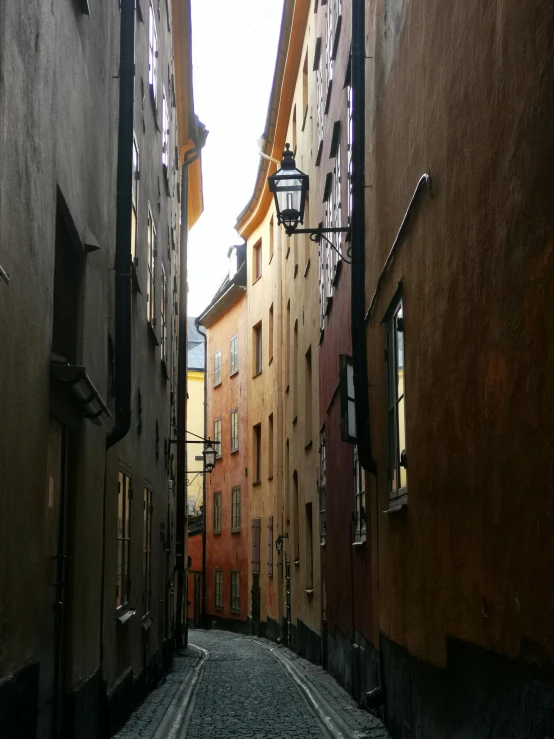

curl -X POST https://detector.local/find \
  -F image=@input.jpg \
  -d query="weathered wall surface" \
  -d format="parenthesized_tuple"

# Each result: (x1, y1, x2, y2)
(205, 293, 249, 624)
(364, 0, 554, 734)
(186, 370, 205, 513)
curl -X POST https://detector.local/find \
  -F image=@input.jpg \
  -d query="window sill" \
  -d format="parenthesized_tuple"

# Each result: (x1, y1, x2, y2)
(352, 539, 366, 547)
(285, 384, 289, 394)
(383, 500, 408, 515)
(116, 608, 136, 626)
(253, 370, 262, 378)
(304, 259, 311, 278)
(292, 416, 297, 425)
(333, 257, 343, 288)
(231, 528, 241, 534)
(294, 264, 298, 278)
(147, 321, 160, 346)
(286, 246, 290, 259)
(325, 295, 333, 317)
(269, 356, 273, 366)
(141, 615, 153, 632)
(214, 381, 222, 388)
(252, 480, 261, 487)
(230, 608, 240, 614)
(269, 252, 274, 265)
(319, 328, 325, 346)
(268, 475, 273, 481)
(304, 440, 313, 451)
(231, 448, 238, 455)
(214, 530, 221, 536)
(161, 358, 169, 380)
(293, 559, 300, 566)
(252, 275, 262, 286)
(320, 540, 326, 548)
(305, 588, 314, 595)
(230, 370, 239, 377)
(302, 105, 308, 132)
(214, 606, 223, 612)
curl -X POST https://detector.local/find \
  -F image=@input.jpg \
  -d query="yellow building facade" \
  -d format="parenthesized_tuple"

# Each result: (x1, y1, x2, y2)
(186, 318, 206, 515)
(236, 0, 323, 654)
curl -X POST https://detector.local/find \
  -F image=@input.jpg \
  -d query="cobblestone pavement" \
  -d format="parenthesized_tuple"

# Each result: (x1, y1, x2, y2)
(113, 648, 199, 739)
(114, 630, 390, 739)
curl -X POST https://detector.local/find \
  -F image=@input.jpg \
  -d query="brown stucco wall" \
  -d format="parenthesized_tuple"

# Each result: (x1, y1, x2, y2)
(365, 0, 554, 668)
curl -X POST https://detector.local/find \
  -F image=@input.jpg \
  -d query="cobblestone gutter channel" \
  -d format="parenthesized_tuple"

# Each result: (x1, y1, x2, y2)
(114, 630, 391, 739)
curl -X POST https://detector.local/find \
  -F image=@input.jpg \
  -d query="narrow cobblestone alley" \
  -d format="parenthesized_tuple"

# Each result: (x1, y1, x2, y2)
(114, 630, 390, 739)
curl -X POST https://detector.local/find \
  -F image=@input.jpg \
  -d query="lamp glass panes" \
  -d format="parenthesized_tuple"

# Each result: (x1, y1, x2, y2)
(268, 144, 309, 232)
(203, 441, 217, 473)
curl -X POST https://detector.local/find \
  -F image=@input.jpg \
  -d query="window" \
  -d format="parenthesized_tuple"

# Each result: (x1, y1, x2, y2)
(160, 263, 167, 361)
(231, 486, 241, 531)
(147, 207, 156, 326)
(331, 140, 343, 277)
(116, 472, 131, 609)
(131, 133, 139, 264)
(267, 516, 274, 577)
(253, 322, 262, 376)
(252, 519, 261, 574)
(304, 193, 311, 268)
(346, 77, 353, 223)
(305, 503, 313, 590)
(213, 492, 222, 534)
(214, 418, 222, 459)
(293, 320, 298, 420)
(214, 569, 223, 609)
(385, 297, 407, 506)
(230, 335, 238, 375)
(148, 2, 158, 104)
(292, 105, 297, 155)
(286, 301, 291, 387)
(339, 354, 357, 443)
(230, 571, 240, 612)
(253, 239, 262, 281)
(269, 304, 274, 363)
(230, 409, 238, 452)
(162, 86, 169, 168)
(268, 413, 274, 479)
(143, 487, 152, 614)
(214, 348, 222, 386)
(315, 40, 324, 158)
(269, 216, 274, 261)
(305, 347, 312, 446)
(324, 0, 335, 107)
(319, 429, 327, 543)
(253, 423, 261, 483)
(353, 446, 366, 542)
(319, 237, 326, 332)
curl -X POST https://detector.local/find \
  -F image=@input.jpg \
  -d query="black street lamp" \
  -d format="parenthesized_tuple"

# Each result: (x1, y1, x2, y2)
(275, 533, 288, 554)
(268, 144, 350, 260)
(202, 439, 217, 474)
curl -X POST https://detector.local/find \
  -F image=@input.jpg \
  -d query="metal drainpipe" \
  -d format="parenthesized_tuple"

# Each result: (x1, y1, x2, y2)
(195, 320, 208, 627)
(351, 0, 377, 474)
(100, 0, 134, 723)
(175, 146, 203, 648)
(106, 0, 134, 450)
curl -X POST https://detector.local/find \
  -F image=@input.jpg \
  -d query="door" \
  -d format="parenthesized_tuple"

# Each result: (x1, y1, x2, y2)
(37, 420, 67, 739)
(193, 574, 201, 627)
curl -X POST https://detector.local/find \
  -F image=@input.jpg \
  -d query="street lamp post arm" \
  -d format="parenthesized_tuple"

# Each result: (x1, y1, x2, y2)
(285, 227, 352, 265)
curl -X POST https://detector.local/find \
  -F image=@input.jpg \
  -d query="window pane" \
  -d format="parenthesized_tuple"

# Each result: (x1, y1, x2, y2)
(398, 396, 407, 489)
(388, 408, 398, 493)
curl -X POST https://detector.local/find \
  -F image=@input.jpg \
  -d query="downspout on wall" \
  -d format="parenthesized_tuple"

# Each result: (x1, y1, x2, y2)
(351, 0, 376, 474)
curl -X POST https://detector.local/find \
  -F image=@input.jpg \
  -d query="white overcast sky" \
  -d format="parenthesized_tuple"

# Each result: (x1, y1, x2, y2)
(188, 0, 284, 318)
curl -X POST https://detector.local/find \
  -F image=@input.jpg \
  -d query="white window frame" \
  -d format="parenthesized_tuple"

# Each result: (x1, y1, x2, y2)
(231, 486, 241, 532)
(213, 492, 222, 534)
(385, 297, 408, 507)
(213, 348, 222, 386)
(230, 334, 238, 376)
(116, 471, 131, 610)
(230, 571, 240, 612)
(214, 417, 222, 459)
(214, 568, 223, 609)
(353, 445, 366, 543)
(230, 409, 238, 453)
(148, 2, 158, 105)
(162, 86, 169, 167)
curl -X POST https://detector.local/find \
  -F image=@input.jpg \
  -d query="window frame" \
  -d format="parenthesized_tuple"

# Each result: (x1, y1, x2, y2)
(353, 445, 366, 543)
(229, 334, 239, 376)
(131, 132, 139, 265)
(230, 408, 239, 453)
(213, 492, 222, 534)
(148, 1, 158, 106)
(214, 568, 223, 610)
(231, 486, 241, 532)
(253, 322, 262, 376)
(213, 348, 222, 387)
(147, 206, 156, 327)
(253, 239, 262, 282)
(253, 423, 262, 483)
(230, 570, 240, 613)
(384, 295, 408, 508)
(319, 428, 327, 543)
(116, 471, 132, 611)
(143, 486, 153, 615)
(160, 262, 167, 362)
(214, 417, 222, 459)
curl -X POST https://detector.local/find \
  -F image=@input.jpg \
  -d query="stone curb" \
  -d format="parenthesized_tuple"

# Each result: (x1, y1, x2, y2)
(253, 639, 386, 739)
(152, 644, 209, 739)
